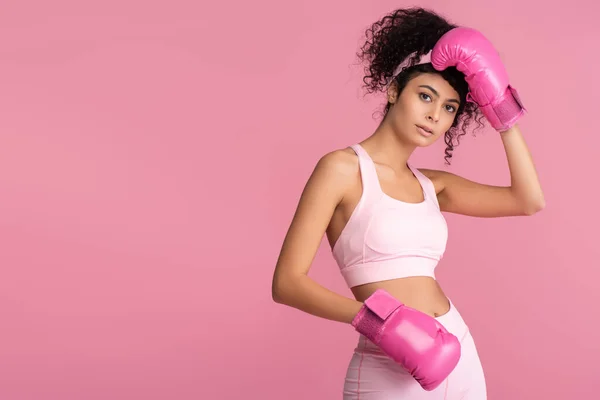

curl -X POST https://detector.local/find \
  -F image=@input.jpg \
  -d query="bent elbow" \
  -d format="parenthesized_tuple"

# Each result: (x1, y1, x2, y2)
(272, 285, 284, 304)
(524, 198, 546, 215)
(271, 276, 291, 304)
(272, 273, 304, 305)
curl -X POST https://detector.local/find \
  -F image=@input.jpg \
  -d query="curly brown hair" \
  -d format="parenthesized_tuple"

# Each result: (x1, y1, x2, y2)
(356, 7, 485, 164)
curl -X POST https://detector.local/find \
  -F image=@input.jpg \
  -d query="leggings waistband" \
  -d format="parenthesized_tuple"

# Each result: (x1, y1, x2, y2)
(434, 298, 468, 339)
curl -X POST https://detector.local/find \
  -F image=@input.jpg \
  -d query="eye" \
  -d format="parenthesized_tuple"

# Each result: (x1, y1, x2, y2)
(419, 93, 432, 102)
(445, 104, 457, 113)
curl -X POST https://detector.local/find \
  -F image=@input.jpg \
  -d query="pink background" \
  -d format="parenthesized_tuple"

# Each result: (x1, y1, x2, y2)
(0, 0, 598, 399)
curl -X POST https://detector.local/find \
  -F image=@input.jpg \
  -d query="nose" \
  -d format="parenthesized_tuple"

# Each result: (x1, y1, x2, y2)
(427, 105, 441, 123)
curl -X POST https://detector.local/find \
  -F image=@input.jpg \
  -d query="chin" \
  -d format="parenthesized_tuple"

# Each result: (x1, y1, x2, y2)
(412, 134, 437, 148)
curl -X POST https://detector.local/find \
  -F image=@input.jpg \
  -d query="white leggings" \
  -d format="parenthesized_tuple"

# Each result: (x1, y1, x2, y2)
(343, 300, 487, 399)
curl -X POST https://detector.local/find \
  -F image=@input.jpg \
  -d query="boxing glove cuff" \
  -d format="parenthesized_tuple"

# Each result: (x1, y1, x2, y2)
(476, 85, 526, 132)
(351, 289, 402, 343)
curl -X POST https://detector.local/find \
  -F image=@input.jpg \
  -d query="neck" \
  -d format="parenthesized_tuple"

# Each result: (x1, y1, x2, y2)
(360, 120, 416, 173)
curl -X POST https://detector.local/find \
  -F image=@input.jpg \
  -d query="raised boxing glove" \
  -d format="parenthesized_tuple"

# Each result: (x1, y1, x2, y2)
(431, 27, 525, 132)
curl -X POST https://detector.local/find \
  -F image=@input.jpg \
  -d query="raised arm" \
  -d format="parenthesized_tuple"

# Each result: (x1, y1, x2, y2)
(421, 124, 545, 218)
(425, 27, 545, 218)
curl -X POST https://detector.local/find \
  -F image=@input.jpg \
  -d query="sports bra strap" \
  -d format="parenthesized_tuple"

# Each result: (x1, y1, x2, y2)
(408, 164, 440, 209)
(349, 144, 383, 203)
(350, 144, 440, 209)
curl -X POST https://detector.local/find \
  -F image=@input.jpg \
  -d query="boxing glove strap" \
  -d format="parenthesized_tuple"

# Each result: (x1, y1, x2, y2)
(351, 289, 403, 344)
(478, 85, 526, 132)
(364, 289, 402, 319)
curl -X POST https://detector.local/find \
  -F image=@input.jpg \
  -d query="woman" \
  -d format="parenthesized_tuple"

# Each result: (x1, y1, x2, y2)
(271, 7, 544, 399)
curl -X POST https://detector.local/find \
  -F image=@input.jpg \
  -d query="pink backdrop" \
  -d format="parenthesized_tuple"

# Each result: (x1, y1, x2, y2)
(1, 1, 598, 399)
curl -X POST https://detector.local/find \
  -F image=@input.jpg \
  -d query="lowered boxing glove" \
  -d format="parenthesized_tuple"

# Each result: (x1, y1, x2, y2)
(351, 289, 460, 391)
(431, 27, 525, 132)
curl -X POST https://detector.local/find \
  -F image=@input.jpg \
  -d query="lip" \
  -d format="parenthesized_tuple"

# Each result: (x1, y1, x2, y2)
(416, 124, 434, 137)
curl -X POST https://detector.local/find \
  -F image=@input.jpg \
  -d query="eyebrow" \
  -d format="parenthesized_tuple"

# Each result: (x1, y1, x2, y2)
(419, 85, 460, 105)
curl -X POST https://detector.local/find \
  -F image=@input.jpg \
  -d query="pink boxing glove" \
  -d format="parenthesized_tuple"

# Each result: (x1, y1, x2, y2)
(351, 289, 461, 391)
(431, 27, 525, 132)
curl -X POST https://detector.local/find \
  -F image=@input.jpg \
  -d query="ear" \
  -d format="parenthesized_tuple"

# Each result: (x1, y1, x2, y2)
(387, 82, 399, 104)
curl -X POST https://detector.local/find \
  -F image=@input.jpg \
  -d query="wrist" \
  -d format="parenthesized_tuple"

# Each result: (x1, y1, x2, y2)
(351, 304, 381, 342)
(499, 124, 520, 137)
(350, 302, 367, 326)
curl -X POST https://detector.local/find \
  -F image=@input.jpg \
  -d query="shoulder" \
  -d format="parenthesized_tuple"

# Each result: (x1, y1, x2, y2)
(313, 147, 360, 181)
(305, 147, 360, 198)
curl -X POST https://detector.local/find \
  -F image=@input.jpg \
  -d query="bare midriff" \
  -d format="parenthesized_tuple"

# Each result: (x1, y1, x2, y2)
(350, 276, 451, 318)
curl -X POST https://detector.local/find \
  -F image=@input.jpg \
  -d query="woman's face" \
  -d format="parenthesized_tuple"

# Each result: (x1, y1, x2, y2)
(386, 72, 461, 147)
